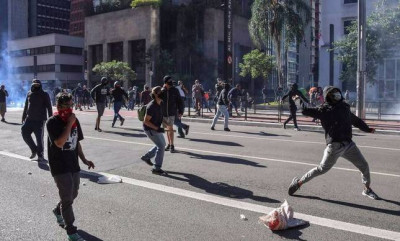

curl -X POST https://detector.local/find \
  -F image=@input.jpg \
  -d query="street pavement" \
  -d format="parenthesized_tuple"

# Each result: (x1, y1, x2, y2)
(0, 108, 399, 241)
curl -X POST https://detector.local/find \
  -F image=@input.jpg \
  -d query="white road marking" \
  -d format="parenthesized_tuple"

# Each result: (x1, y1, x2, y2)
(1, 150, 399, 241)
(85, 136, 400, 178)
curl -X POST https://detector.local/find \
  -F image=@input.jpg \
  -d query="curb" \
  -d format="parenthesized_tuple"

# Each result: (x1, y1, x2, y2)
(181, 116, 400, 136)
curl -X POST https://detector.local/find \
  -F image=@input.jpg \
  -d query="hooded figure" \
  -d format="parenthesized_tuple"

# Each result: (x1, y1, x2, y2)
(110, 80, 128, 127)
(287, 86, 379, 200)
(281, 83, 309, 130)
(0, 84, 9, 122)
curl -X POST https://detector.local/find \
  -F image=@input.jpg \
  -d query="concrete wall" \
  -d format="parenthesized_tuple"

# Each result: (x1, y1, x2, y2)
(85, 6, 160, 87)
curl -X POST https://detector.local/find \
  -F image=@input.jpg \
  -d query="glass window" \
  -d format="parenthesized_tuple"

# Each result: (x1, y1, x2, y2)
(386, 59, 395, 79)
(344, 0, 357, 3)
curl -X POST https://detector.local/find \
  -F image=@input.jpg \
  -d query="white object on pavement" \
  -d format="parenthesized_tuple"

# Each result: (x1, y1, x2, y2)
(97, 175, 123, 184)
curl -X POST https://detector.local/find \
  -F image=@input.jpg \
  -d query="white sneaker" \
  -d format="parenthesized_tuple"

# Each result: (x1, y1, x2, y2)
(294, 128, 301, 131)
(362, 188, 379, 200)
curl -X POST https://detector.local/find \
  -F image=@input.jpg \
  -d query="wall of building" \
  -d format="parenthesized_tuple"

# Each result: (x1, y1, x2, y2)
(85, 6, 160, 87)
(8, 0, 29, 40)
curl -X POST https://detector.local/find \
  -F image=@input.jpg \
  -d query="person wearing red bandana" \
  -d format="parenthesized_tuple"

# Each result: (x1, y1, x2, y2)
(46, 92, 95, 241)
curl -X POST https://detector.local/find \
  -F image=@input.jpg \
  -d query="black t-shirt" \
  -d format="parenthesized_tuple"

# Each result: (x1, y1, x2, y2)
(46, 116, 83, 176)
(143, 100, 163, 131)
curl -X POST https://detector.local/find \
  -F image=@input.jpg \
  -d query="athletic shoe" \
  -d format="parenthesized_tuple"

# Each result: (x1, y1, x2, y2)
(97, 128, 102, 132)
(120, 118, 125, 126)
(185, 125, 190, 135)
(141, 156, 153, 166)
(294, 128, 301, 131)
(1, 118, 5, 122)
(68, 233, 85, 241)
(211, 126, 215, 130)
(152, 169, 168, 176)
(52, 208, 65, 227)
(165, 144, 171, 151)
(288, 177, 300, 196)
(111, 123, 115, 128)
(37, 156, 47, 163)
(224, 127, 231, 131)
(170, 145, 176, 153)
(362, 188, 379, 200)
(29, 152, 37, 159)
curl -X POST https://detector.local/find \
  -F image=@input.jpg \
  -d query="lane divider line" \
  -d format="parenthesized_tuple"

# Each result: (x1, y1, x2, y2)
(0, 150, 399, 241)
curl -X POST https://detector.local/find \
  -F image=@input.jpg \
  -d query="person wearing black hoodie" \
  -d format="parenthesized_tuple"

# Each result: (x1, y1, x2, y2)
(211, 82, 231, 131)
(288, 86, 379, 200)
(90, 77, 110, 132)
(110, 81, 128, 127)
(281, 83, 309, 131)
(21, 79, 53, 161)
(159, 75, 184, 153)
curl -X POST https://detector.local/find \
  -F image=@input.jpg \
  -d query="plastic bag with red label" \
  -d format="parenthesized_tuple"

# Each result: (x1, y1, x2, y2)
(259, 200, 308, 231)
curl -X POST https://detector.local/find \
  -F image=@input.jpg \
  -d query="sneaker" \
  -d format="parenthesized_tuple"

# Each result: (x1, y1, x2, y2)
(170, 145, 175, 153)
(37, 156, 47, 162)
(97, 128, 102, 132)
(1, 118, 5, 122)
(29, 152, 37, 159)
(141, 156, 153, 166)
(111, 123, 115, 128)
(294, 128, 301, 131)
(211, 126, 215, 130)
(52, 208, 65, 227)
(165, 144, 171, 151)
(68, 233, 85, 241)
(288, 177, 300, 196)
(185, 125, 190, 135)
(362, 188, 379, 200)
(224, 127, 231, 131)
(120, 118, 125, 126)
(152, 169, 168, 176)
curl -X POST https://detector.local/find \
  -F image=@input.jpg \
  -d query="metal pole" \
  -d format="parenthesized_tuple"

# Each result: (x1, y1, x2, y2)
(356, 0, 366, 118)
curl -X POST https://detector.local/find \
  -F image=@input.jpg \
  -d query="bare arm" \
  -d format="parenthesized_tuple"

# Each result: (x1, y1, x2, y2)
(143, 114, 159, 131)
(78, 142, 95, 169)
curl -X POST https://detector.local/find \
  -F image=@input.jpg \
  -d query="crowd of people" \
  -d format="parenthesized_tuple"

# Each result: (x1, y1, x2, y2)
(0, 77, 380, 241)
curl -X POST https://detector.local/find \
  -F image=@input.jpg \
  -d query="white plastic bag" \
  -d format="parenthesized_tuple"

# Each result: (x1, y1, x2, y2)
(97, 175, 122, 184)
(259, 200, 308, 231)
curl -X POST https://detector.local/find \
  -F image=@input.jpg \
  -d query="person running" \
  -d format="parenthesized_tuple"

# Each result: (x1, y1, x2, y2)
(46, 92, 95, 241)
(141, 86, 168, 176)
(110, 81, 128, 127)
(211, 82, 230, 131)
(0, 84, 9, 122)
(21, 79, 53, 162)
(140, 85, 152, 106)
(90, 77, 110, 132)
(160, 75, 184, 153)
(288, 86, 379, 200)
(281, 83, 309, 131)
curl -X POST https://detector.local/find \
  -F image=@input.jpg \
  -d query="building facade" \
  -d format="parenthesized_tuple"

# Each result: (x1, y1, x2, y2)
(69, 0, 93, 36)
(7, 33, 84, 89)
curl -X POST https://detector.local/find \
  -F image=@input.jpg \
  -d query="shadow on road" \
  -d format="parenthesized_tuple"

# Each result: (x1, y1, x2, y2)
(187, 137, 243, 147)
(119, 127, 145, 133)
(233, 130, 291, 137)
(1, 121, 22, 126)
(293, 194, 400, 216)
(166, 171, 280, 204)
(271, 223, 310, 241)
(78, 230, 103, 241)
(102, 130, 147, 138)
(178, 150, 266, 167)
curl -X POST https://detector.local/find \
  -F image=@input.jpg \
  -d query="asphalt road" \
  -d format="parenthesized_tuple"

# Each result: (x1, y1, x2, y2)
(1, 108, 399, 241)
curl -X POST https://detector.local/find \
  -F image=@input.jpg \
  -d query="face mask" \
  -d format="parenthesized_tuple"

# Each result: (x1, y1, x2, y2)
(31, 86, 40, 92)
(333, 92, 342, 101)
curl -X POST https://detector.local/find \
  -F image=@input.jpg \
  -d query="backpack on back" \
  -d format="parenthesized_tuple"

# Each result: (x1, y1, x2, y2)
(137, 105, 147, 121)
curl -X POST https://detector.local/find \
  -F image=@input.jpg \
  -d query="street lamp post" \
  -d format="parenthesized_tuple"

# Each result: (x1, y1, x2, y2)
(356, 0, 366, 118)
(223, 0, 233, 85)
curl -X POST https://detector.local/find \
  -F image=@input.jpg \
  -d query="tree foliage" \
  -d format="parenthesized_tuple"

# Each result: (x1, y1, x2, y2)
(334, 0, 400, 85)
(131, 0, 161, 8)
(249, 0, 311, 87)
(239, 49, 275, 81)
(92, 61, 137, 86)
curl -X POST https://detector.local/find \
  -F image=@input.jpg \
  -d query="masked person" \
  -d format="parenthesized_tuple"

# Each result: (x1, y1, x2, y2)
(159, 76, 184, 153)
(21, 79, 53, 161)
(46, 92, 95, 241)
(211, 82, 231, 131)
(110, 81, 128, 127)
(90, 77, 110, 132)
(0, 84, 9, 122)
(141, 86, 168, 175)
(281, 83, 309, 131)
(288, 86, 379, 200)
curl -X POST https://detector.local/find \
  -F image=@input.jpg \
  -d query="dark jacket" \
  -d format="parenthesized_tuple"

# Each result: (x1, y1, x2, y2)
(111, 87, 128, 102)
(0, 89, 8, 103)
(90, 84, 109, 103)
(22, 87, 53, 121)
(141, 90, 151, 105)
(217, 89, 229, 106)
(302, 86, 373, 144)
(282, 83, 309, 110)
(228, 88, 241, 100)
(160, 86, 184, 117)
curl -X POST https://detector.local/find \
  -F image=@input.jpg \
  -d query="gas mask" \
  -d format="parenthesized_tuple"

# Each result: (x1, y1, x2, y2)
(31, 85, 41, 92)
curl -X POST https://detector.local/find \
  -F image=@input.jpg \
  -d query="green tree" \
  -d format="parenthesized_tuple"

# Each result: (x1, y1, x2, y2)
(131, 0, 161, 8)
(239, 49, 275, 85)
(334, 0, 400, 85)
(92, 60, 137, 86)
(249, 0, 311, 87)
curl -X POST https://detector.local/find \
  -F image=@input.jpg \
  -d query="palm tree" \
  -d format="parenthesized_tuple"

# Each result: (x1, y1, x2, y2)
(249, 0, 311, 87)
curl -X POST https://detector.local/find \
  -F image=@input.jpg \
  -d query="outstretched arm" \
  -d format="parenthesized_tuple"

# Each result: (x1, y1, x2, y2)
(351, 113, 374, 133)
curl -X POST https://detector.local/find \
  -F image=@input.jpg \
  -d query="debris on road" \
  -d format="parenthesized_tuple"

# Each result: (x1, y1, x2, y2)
(259, 200, 308, 231)
(240, 214, 248, 221)
(82, 182, 87, 186)
(97, 175, 123, 184)
(28, 172, 32, 175)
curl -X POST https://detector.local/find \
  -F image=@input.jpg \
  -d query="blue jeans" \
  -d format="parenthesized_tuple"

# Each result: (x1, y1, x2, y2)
(113, 101, 124, 125)
(174, 115, 188, 137)
(211, 105, 229, 128)
(144, 130, 166, 170)
(21, 119, 45, 157)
